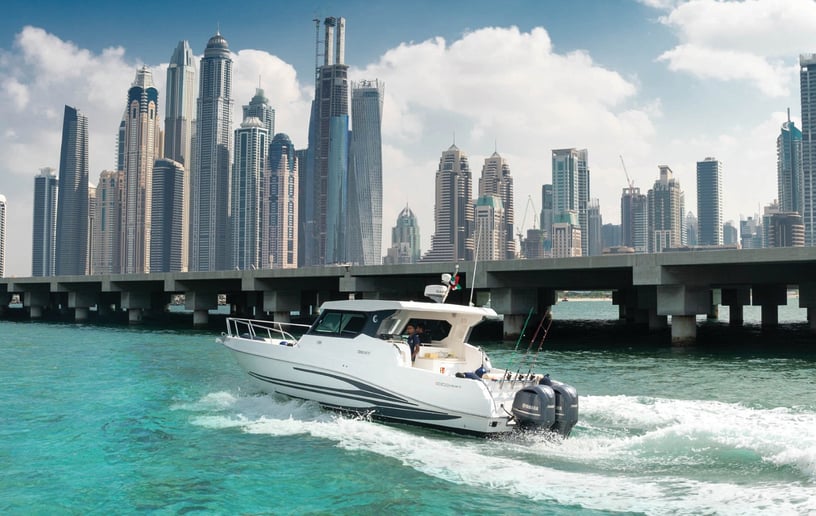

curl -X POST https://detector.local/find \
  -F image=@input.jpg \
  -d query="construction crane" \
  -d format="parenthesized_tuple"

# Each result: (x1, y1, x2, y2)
(516, 194, 538, 243)
(620, 154, 635, 189)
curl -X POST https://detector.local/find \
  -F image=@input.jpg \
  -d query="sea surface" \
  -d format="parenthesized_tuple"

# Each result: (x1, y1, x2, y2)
(1, 300, 815, 515)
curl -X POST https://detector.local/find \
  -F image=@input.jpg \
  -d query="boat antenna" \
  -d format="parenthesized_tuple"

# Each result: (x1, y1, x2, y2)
(469, 229, 481, 306)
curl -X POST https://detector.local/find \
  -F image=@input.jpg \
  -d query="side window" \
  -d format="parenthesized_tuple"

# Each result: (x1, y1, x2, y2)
(339, 314, 366, 337)
(313, 312, 341, 334)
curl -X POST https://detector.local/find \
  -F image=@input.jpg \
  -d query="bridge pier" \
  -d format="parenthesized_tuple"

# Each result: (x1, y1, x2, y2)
(752, 285, 786, 329)
(29, 305, 43, 319)
(74, 307, 90, 322)
(657, 285, 709, 345)
(722, 287, 750, 326)
(128, 308, 143, 324)
(193, 310, 208, 327)
(490, 287, 555, 340)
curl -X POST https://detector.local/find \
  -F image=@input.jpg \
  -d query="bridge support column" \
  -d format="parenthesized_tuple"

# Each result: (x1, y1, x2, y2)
(263, 290, 300, 318)
(30, 305, 43, 319)
(74, 307, 89, 322)
(797, 283, 816, 333)
(193, 310, 208, 327)
(707, 289, 721, 320)
(809, 307, 816, 332)
(671, 315, 697, 344)
(722, 287, 749, 326)
(274, 311, 291, 323)
(649, 309, 668, 330)
(752, 285, 786, 329)
(128, 308, 143, 324)
(657, 285, 709, 345)
(490, 288, 555, 340)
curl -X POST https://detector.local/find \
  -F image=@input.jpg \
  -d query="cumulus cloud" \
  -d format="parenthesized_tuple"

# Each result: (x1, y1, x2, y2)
(354, 26, 655, 250)
(0, 26, 312, 276)
(657, 0, 815, 96)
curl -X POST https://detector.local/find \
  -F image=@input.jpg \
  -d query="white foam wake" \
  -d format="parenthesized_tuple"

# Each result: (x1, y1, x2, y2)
(184, 391, 816, 514)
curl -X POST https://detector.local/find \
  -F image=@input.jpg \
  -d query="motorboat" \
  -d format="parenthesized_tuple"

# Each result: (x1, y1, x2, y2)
(217, 278, 578, 437)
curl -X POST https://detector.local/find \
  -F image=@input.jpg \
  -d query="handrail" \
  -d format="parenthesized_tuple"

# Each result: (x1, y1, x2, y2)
(224, 317, 311, 341)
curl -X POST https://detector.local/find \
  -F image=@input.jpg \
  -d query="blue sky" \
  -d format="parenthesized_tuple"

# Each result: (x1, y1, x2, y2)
(1, 0, 812, 275)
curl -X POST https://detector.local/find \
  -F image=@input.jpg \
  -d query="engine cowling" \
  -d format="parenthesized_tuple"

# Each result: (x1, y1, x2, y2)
(511, 385, 556, 429)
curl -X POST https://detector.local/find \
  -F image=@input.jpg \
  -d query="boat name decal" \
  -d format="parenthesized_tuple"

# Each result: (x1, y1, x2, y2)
(357, 350, 371, 355)
(434, 381, 461, 389)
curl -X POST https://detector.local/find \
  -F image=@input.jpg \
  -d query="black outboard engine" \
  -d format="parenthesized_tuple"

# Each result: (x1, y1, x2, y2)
(549, 380, 579, 437)
(511, 385, 556, 430)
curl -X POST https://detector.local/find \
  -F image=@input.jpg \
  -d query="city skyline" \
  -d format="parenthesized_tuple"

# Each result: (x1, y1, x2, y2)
(2, 0, 815, 275)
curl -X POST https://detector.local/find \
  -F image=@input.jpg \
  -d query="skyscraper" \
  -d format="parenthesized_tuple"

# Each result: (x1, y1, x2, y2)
(552, 148, 589, 254)
(384, 205, 421, 264)
(121, 67, 160, 274)
(165, 41, 197, 167)
(55, 105, 89, 276)
(474, 195, 505, 261)
(778, 111, 803, 215)
(0, 194, 6, 277)
(264, 133, 298, 269)
(697, 157, 723, 246)
(150, 159, 186, 272)
(243, 87, 275, 137)
(621, 186, 647, 252)
(191, 32, 233, 271)
(348, 79, 384, 265)
(540, 184, 553, 256)
(423, 144, 474, 262)
(587, 198, 603, 256)
(231, 116, 267, 270)
(647, 165, 685, 252)
(164, 40, 196, 273)
(800, 54, 816, 245)
(92, 170, 122, 274)
(32, 167, 58, 276)
(304, 17, 349, 266)
(479, 151, 515, 259)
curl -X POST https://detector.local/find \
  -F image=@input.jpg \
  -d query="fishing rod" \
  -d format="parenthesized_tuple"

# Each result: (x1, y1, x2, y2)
(500, 307, 535, 388)
(525, 309, 553, 378)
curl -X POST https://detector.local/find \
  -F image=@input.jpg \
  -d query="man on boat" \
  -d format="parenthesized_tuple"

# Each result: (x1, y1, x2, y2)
(405, 324, 420, 362)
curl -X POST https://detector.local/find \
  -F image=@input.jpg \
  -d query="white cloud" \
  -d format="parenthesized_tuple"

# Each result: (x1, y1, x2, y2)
(354, 26, 655, 249)
(657, 0, 816, 95)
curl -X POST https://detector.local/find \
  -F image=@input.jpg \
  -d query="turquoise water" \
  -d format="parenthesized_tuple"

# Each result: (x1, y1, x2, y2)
(1, 302, 815, 514)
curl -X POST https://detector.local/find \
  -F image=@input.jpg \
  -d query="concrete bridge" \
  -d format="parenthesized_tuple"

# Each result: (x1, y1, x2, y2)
(1, 247, 815, 343)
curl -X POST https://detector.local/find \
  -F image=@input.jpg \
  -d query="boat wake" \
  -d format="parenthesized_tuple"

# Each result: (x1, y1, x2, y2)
(181, 390, 816, 514)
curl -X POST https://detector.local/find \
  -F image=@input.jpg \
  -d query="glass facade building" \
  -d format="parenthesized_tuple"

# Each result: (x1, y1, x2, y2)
(697, 157, 723, 246)
(32, 167, 58, 276)
(55, 105, 89, 276)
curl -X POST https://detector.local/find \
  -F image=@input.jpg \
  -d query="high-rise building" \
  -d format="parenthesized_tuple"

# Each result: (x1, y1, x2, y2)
(243, 87, 275, 137)
(348, 79, 384, 265)
(87, 185, 96, 275)
(767, 212, 805, 247)
(740, 215, 762, 249)
(231, 117, 268, 270)
(93, 170, 122, 274)
(423, 144, 474, 262)
(479, 152, 515, 259)
(304, 17, 350, 266)
(150, 159, 186, 272)
(601, 223, 622, 251)
(647, 165, 685, 252)
(778, 111, 803, 215)
(552, 148, 589, 254)
(55, 105, 89, 275)
(121, 67, 160, 274)
(551, 211, 581, 258)
(32, 167, 58, 276)
(164, 40, 196, 273)
(799, 54, 816, 245)
(191, 32, 233, 271)
(474, 195, 505, 261)
(621, 186, 647, 253)
(0, 194, 6, 277)
(723, 221, 739, 246)
(697, 157, 723, 246)
(685, 211, 699, 247)
(587, 198, 602, 256)
(264, 133, 298, 269)
(384, 205, 421, 264)
(540, 184, 553, 256)
(165, 41, 197, 167)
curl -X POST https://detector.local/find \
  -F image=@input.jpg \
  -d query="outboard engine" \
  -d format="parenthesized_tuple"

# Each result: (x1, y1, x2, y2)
(549, 380, 579, 437)
(511, 385, 556, 430)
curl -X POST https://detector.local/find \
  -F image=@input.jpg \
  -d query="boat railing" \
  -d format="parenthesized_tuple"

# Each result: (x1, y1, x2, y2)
(224, 317, 312, 344)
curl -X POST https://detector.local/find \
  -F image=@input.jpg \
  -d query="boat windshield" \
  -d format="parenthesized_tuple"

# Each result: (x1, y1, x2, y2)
(307, 309, 396, 339)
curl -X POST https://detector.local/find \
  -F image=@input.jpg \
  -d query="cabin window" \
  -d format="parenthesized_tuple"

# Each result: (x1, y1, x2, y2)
(310, 309, 397, 339)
